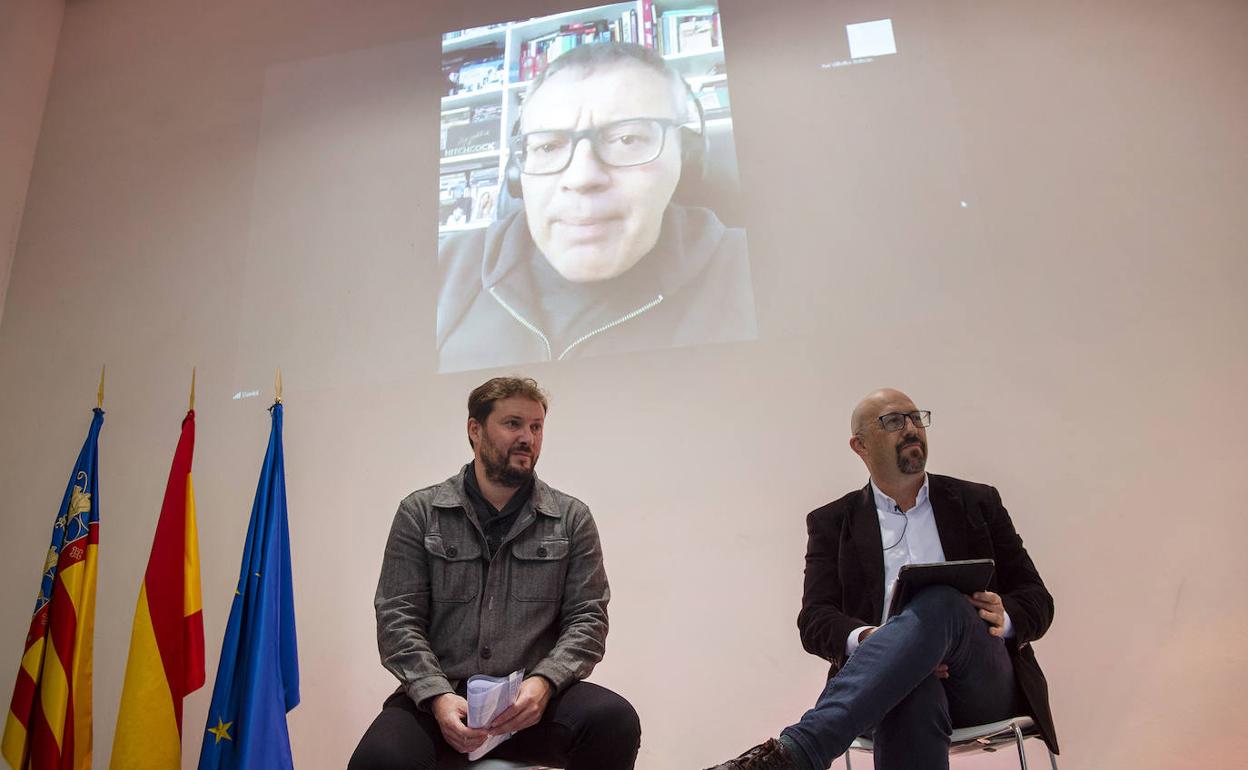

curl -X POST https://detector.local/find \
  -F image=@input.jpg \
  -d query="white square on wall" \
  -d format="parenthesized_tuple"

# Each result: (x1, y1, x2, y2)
(846, 19, 897, 59)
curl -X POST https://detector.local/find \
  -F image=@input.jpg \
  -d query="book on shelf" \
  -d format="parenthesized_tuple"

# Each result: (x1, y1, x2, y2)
(519, 41, 533, 82)
(692, 75, 730, 113)
(456, 57, 504, 93)
(443, 24, 507, 43)
(442, 103, 502, 158)
(439, 171, 469, 202)
(519, 15, 648, 82)
(573, 20, 611, 45)
(468, 166, 501, 224)
(518, 32, 554, 81)
(678, 16, 716, 53)
(642, 0, 656, 48)
(440, 107, 470, 154)
(658, 7, 721, 55)
(442, 42, 504, 96)
(471, 103, 502, 123)
(439, 171, 473, 226)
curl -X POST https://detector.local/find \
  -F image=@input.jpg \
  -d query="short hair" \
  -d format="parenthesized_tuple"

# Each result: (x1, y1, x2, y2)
(467, 377, 548, 445)
(524, 42, 690, 121)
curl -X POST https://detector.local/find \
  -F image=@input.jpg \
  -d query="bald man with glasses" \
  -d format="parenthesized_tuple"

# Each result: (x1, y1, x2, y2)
(707, 388, 1058, 770)
(436, 42, 755, 373)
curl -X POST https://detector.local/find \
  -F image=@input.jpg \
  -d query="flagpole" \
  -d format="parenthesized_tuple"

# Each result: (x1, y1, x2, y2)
(4, 383, 105, 770)
(197, 378, 298, 770)
(110, 374, 203, 770)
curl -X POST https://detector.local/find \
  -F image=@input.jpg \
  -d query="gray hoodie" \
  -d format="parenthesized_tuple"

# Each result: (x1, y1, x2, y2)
(436, 204, 757, 373)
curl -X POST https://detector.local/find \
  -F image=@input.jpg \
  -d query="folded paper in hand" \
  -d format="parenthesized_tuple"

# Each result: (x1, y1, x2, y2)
(466, 669, 524, 760)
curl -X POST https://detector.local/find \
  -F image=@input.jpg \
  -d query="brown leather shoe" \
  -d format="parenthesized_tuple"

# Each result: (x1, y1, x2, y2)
(703, 737, 798, 769)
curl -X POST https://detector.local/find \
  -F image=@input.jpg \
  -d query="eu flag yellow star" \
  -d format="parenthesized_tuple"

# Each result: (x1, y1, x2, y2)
(208, 716, 233, 744)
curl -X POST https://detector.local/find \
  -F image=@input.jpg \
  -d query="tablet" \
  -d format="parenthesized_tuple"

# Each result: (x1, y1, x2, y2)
(887, 559, 995, 617)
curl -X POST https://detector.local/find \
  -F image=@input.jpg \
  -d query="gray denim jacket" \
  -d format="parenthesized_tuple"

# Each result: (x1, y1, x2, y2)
(375, 465, 610, 707)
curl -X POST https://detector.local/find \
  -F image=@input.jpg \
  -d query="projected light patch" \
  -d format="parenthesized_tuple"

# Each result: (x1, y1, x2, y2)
(846, 19, 897, 59)
(435, 1, 756, 374)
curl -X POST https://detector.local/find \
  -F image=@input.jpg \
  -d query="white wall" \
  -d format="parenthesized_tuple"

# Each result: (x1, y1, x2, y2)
(0, 1, 1246, 768)
(0, 0, 65, 325)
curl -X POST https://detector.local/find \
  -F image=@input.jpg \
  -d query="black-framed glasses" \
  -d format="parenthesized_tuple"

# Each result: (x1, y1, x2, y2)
(511, 118, 681, 175)
(877, 411, 932, 432)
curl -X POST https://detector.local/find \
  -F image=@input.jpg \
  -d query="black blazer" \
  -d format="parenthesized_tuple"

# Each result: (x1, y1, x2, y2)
(797, 474, 1058, 753)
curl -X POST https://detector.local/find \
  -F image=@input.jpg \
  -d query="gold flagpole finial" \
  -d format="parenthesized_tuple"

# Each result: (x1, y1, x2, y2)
(97, 365, 106, 409)
(189, 367, 197, 412)
(275, 368, 283, 405)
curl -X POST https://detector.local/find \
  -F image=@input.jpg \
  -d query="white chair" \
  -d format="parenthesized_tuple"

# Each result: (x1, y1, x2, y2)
(843, 716, 1058, 770)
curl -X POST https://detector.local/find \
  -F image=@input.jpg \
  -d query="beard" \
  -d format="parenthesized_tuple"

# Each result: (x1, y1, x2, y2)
(895, 438, 927, 474)
(479, 439, 535, 487)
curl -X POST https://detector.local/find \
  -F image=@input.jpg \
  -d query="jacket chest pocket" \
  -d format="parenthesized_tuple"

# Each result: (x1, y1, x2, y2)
(425, 535, 482, 603)
(509, 538, 569, 602)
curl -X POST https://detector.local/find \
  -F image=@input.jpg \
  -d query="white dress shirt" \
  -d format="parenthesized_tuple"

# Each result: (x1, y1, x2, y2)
(845, 475, 1013, 655)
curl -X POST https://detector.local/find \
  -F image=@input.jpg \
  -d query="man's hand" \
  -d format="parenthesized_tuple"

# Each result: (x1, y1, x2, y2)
(968, 591, 1007, 637)
(933, 663, 949, 679)
(431, 693, 487, 754)
(488, 676, 553, 736)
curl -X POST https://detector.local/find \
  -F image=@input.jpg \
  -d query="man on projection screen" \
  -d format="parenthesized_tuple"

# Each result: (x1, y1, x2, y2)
(349, 377, 640, 770)
(436, 42, 756, 373)
(707, 388, 1058, 770)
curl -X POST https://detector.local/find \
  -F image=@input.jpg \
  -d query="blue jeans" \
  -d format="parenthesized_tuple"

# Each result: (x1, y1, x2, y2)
(781, 585, 1020, 770)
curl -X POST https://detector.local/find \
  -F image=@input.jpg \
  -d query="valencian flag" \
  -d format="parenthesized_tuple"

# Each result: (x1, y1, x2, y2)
(3, 408, 104, 770)
(109, 410, 204, 769)
(197, 402, 299, 770)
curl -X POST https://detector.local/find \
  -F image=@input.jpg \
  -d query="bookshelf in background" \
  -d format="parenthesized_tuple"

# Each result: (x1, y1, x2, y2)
(439, 1, 731, 235)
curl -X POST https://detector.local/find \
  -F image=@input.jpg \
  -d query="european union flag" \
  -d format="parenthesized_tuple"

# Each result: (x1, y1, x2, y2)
(198, 402, 299, 769)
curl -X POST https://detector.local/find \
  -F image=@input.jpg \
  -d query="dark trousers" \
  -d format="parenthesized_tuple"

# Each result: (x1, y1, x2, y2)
(348, 680, 640, 770)
(782, 585, 1020, 770)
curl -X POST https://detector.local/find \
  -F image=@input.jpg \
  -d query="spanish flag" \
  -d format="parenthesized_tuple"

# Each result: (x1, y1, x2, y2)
(109, 411, 204, 769)
(2, 407, 104, 770)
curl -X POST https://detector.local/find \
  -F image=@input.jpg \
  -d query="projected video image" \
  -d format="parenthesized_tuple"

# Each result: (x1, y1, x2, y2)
(436, 1, 756, 374)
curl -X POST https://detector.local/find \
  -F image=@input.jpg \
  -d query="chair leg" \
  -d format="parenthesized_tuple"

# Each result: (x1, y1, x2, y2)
(1047, 747, 1059, 770)
(1010, 722, 1030, 770)
(844, 750, 853, 770)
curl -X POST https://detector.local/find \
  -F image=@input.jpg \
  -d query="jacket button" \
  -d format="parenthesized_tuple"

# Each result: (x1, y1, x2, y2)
(481, 646, 492, 660)
(536, 547, 548, 558)
(447, 545, 458, 558)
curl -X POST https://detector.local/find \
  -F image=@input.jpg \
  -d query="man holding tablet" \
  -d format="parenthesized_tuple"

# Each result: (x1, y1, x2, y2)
(708, 388, 1057, 770)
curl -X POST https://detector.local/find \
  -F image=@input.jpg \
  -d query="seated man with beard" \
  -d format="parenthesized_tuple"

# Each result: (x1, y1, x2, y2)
(706, 388, 1057, 770)
(349, 377, 640, 770)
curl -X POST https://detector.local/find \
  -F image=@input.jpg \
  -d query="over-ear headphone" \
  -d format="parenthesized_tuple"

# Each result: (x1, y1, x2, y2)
(504, 77, 707, 199)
